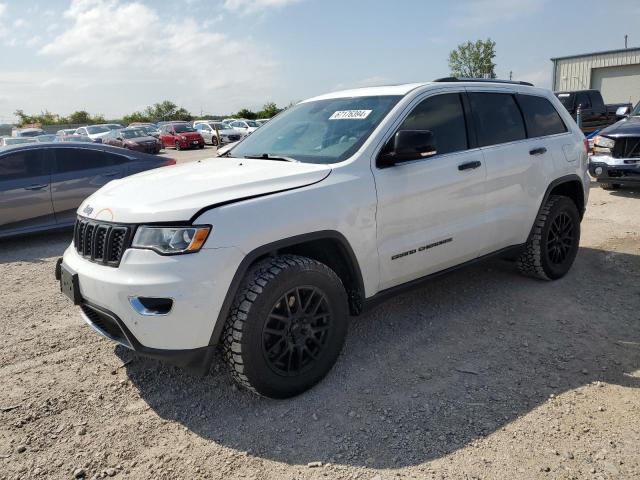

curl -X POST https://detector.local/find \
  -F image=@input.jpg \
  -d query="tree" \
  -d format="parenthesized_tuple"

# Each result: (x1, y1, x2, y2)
(448, 38, 496, 79)
(258, 102, 280, 119)
(236, 108, 257, 120)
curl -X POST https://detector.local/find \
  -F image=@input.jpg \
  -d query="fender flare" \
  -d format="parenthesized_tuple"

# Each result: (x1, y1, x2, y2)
(207, 230, 365, 346)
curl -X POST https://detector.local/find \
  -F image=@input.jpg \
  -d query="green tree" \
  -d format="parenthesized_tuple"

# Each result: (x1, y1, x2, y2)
(448, 38, 496, 79)
(258, 102, 280, 119)
(67, 110, 92, 124)
(235, 108, 257, 120)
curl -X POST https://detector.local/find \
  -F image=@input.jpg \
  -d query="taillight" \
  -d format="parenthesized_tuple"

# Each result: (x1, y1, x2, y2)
(161, 158, 176, 166)
(583, 138, 590, 154)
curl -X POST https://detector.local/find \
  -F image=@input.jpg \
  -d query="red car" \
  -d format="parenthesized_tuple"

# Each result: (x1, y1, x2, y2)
(159, 123, 205, 150)
(102, 128, 162, 154)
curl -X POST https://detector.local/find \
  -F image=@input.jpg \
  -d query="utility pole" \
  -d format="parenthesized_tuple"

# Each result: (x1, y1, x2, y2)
(625, 34, 628, 49)
(509, 71, 513, 81)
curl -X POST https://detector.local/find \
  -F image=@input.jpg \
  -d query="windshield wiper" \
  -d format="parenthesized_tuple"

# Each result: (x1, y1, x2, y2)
(244, 153, 299, 163)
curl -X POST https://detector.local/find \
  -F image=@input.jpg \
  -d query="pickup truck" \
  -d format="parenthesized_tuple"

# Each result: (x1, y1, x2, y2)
(554, 89, 631, 134)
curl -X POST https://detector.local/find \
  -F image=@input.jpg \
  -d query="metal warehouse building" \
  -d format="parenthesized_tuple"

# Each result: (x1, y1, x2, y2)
(551, 47, 640, 105)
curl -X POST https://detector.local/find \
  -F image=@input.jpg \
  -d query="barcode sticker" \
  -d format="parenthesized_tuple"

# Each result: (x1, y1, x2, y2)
(329, 110, 372, 120)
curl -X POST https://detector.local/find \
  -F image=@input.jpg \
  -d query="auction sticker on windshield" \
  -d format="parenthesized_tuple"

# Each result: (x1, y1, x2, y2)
(329, 110, 372, 120)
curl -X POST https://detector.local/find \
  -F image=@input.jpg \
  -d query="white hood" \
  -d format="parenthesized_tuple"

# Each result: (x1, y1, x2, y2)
(88, 131, 110, 140)
(78, 157, 331, 223)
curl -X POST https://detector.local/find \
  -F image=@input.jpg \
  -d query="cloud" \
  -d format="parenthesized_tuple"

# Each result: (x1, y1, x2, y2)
(37, 0, 279, 116)
(451, 0, 546, 27)
(223, 0, 301, 14)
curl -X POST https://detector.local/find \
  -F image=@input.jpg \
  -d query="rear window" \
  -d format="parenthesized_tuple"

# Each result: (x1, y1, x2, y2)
(468, 93, 526, 147)
(518, 95, 567, 138)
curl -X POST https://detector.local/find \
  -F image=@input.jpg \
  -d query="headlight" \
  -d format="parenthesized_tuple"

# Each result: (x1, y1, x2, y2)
(180, 135, 187, 140)
(132, 226, 211, 254)
(593, 136, 615, 149)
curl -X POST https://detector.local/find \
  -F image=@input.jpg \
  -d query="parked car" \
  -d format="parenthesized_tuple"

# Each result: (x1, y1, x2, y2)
(35, 134, 57, 143)
(75, 125, 111, 142)
(256, 119, 270, 126)
(229, 119, 260, 135)
(54, 135, 96, 143)
(0, 143, 176, 239)
(102, 128, 162, 154)
(193, 121, 242, 145)
(57, 79, 589, 398)
(555, 89, 631, 133)
(56, 129, 78, 136)
(14, 127, 45, 137)
(101, 123, 124, 130)
(589, 100, 640, 190)
(221, 118, 237, 125)
(135, 125, 161, 138)
(0, 137, 37, 146)
(159, 123, 204, 150)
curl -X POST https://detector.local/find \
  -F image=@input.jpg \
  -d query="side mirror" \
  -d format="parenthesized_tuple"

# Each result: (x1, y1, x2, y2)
(616, 106, 631, 118)
(378, 130, 437, 167)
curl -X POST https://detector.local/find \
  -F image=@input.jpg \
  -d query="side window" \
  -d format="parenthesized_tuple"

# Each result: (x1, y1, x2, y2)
(102, 152, 129, 165)
(575, 92, 591, 109)
(518, 95, 567, 138)
(468, 92, 526, 147)
(589, 92, 604, 110)
(398, 93, 468, 156)
(53, 148, 123, 173)
(0, 151, 46, 181)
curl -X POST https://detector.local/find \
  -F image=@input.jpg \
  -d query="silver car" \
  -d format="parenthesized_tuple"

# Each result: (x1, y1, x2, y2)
(193, 121, 242, 146)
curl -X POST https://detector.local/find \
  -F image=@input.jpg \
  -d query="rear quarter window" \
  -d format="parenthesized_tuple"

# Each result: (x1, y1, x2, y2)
(518, 94, 567, 138)
(468, 92, 526, 147)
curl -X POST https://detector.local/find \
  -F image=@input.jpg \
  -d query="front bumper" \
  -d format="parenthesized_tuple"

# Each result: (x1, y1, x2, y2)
(178, 138, 204, 149)
(589, 155, 640, 184)
(61, 244, 244, 352)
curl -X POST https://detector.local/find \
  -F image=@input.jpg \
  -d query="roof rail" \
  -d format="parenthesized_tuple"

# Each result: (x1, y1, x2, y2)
(433, 77, 534, 87)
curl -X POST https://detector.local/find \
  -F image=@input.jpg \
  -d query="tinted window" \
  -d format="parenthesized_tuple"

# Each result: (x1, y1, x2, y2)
(575, 92, 591, 109)
(53, 148, 125, 173)
(518, 95, 567, 138)
(173, 124, 196, 133)
(469, 93, 526, 147)
(399, 93, 467, 155)
(0, 151, 46, 181)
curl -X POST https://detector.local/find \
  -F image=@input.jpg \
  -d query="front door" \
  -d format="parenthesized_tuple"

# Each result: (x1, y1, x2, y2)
(0, 149, 54, 236)
(373, 92, 489, 290)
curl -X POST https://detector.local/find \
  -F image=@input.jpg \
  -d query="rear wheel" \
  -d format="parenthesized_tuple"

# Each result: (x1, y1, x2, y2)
(600, 183, 621, 190)
(211, 136, 219, 146)
(517, 195, 580, 280)
(222, 255, 348, 398)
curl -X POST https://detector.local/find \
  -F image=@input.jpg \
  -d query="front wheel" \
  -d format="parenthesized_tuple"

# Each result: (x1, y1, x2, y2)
(517, 195, 580, 280)
(175, 140, 181, 151)
(222, 255, 348, 398)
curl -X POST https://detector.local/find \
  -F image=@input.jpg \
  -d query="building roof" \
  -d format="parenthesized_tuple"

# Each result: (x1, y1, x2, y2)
(551, 47, 640, 62)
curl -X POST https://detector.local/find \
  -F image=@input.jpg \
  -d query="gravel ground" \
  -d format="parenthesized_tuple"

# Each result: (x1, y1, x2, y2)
(1, 184, 639, 480)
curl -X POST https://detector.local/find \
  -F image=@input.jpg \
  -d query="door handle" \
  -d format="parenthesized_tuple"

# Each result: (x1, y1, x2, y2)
(24, 184, 48, 191)
(529, 147, 547, 156)
(458, 161, 482, 171)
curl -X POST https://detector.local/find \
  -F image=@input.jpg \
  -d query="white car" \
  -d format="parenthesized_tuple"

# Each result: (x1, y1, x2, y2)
(228, 120, 260, 135)
(75, 125, 111, 142)
(0, 136, 37, 146)
(58, 79, 589, 398)
(193, 121, 243, 146)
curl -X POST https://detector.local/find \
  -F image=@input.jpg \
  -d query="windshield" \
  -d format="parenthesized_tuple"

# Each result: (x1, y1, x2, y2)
(105, 124, 122, 130)
(173, 124, 196, 133)
(87, 126, 110, 134)
(631, 102, 640, 116)
(230, 96, 401, 164)
(122, 129, 146, 139)
(245, 121, 260, 128)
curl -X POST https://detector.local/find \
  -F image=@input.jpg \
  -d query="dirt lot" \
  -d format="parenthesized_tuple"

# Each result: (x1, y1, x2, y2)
(1, 184, 639, 480)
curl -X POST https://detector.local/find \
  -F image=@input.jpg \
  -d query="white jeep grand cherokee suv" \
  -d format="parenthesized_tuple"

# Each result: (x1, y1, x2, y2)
(57, 79, 589, 398)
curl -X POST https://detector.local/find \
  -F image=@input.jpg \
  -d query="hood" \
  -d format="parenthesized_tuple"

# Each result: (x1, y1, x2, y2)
(601, 116, 640, 138)
(78, 157, 331, 223)
(88, 131, 110, 139)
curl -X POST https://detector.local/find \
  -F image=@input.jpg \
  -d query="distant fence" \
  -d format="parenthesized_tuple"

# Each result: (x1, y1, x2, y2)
(0, 123, 87, 137)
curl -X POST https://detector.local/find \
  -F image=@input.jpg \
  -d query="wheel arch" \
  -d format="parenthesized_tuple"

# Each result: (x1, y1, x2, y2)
(208, 231, 365, 346)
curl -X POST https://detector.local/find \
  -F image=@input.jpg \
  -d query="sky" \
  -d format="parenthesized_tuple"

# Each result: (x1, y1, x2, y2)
(0, 0, 639, 122)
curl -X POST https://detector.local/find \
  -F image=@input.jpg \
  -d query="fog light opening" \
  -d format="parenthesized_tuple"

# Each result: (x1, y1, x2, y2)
(595, 166, 603, 175)
(129, 297, 173, 316)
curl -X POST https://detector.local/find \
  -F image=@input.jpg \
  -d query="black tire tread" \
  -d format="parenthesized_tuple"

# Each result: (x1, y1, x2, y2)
(516, 195, 564, 280)
(221, 254, 343, 395)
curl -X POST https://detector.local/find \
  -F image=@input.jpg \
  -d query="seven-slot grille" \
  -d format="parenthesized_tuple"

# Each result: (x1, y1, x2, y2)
(612, 137, 640, 159)
(74, 218, 132, 267)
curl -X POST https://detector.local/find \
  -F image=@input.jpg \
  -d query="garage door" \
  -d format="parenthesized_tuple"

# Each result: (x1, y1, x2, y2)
(591, 64, 640, 105)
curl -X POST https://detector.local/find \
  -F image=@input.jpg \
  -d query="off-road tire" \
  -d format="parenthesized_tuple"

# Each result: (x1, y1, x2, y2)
(221, 255, 348, 398)
(600, 183, 621, 190)
(517, 195, 580, 280)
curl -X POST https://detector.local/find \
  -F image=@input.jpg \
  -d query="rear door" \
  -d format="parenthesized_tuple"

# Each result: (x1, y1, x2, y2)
(467, 90, 545, 252)
(50, 147, 126, 225)
(0, 149, 54, 236)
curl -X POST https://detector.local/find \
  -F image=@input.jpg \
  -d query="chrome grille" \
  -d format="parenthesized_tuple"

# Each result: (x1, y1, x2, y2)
(73, 218, 132, 267)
